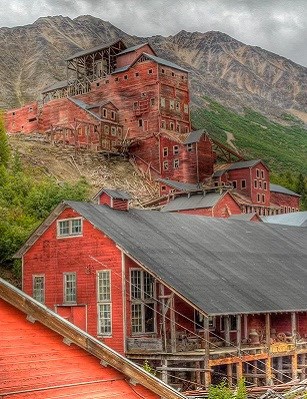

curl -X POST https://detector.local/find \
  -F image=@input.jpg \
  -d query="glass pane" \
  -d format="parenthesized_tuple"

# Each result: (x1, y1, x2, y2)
(65, 273, 76, 302)
(143, 272, 154, 299)
(98, 271, 110, 301)
(131, 303, 142, 333)
(144, 303, 155, 332)
(99, 303, 111, 335)
(59, 220, 69, 236)
(71, 219, 82, 235)
(131, 270, 141, 299)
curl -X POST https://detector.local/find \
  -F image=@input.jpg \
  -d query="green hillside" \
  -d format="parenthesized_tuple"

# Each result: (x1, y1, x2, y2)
(192, 99, 307, 175)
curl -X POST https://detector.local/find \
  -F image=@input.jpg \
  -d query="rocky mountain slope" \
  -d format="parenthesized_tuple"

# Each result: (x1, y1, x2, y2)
(0, 15, 306, 121)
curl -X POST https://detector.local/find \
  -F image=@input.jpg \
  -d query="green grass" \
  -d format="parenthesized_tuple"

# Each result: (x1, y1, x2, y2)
(191, 98, 307, 175)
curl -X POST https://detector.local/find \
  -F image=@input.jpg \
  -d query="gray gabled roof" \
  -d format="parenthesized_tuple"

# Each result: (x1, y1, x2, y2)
(262, 211, 307, 227)
(140, 53, 189, 73)
(65, 39, 126, 61)
(68, 98, 101, 121)
(161, 192, 223, 212)
(117, 43, 156, 56)
(213, 159, 265, 177)
(42, 80, 68, 94)
(184, 129, 205, 145)
(158, 178, 199, 192)
(270, 183, 300, 197)
(102, 189, 131, 200)
(44, 202, 307, 316)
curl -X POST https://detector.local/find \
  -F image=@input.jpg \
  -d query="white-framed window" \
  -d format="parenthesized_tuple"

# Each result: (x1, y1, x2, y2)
(184, 104, 189, 114)
(241, 179, 246, 189)
(232, 180, 237, 189)
(160, 97, 165, 107)
(33, 275, 45, 304)
(161, 120, 166, 129)
(57, 218, 82, 238)
(261, 170, 264, 179)
(111, 110, 116, 120)
(262, 194, 265, 203)
(187, 143, 193, 152)
(130, 269, 155, 334)
(256, 168, 260, 178)
(263, 181, 267, 190)
(257, 193, 261, 202)
(163, 160, 168, 170)
(176, 102, 180, 111)
(163, 147, 168, 157)
(64, 272, 76, 303)
(170, 121, 174, 130)
(173, 145, 179, 155)
(173, 159, 179, 169)
(254, 179, 258, 189)
(102, 108, 107, 118)
(169, 100, 175, 110)
(111, 126, 117, 136)
(97, 270, 112, 336)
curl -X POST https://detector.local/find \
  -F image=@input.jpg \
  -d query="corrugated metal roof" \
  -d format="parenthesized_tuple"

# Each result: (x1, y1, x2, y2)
(102, 189, 131, 200)
(228, 213, 259, 221)
(117, 43, 150, 56)
(65, 39, 126, 61)
(68, 98, 101, 121)
(183, 129, 205, 144)
(112, 64, 130, 74)
(262, 211, 307, 227)
(213, 160, 263, 177)
(42, 80, 67, 94)
(142, 53, 189, 73)
(270, 183, 300, 197)
(161, 193, 221, 212)
(64, 202, 307, 315)
(158, 178, 199, 192)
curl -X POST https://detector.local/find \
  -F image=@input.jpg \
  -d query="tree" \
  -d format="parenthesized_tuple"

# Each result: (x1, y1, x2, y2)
(0, 111, 9, 168)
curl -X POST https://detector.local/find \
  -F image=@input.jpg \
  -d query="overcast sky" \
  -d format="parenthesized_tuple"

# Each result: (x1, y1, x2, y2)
(1, 0, 306, 67)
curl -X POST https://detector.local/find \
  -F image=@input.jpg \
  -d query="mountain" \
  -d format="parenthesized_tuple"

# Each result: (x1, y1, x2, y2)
(0, 15, 306, 123)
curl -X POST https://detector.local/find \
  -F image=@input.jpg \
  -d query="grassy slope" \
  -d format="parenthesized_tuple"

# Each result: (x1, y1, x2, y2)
(191, 99, 307, 175)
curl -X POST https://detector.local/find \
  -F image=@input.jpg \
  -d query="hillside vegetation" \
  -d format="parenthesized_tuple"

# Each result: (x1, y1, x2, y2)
(192, 99, 307, 175)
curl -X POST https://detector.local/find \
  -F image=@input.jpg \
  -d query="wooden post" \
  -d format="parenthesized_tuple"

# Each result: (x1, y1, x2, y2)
(301, 354, 306, 380)
(236, 314, 241, 355)
(224, 316, 230, 347)
(160, 284, 167, 352)
(195, 361, 201, 387)
(277, 356, 283, 382)
(203, 316, 211, 389)
(265, 313, 271, 351)
(252, 360, 258, 386)
(265, 356, 273, 385)
(170, 294, 176, 353)
(161, 358, 168, 384)
(292, 354, 298, 380)
(227, 363, 233, 387)
(243, 314, 248, 341)
(236, 360, 243, 382)
(291, 312, 297, 344)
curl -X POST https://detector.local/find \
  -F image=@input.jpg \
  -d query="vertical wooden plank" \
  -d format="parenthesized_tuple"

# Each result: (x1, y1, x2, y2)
(203, 316, 211, 389)
(225, 316, 230, 346)
(236, 314, 241, 355)
(243, 314, 248, 341)
(236, 361, 243, 382)
(227, 363, 233, 387)
(160, 284, 167, 351)
(292, 354, 298, 380)
(161, 358, 168, 384)
(301, 354, 306, 380)
(291, 312, 297, 344)
(170, 294, 176, 353)
(265, 313, 271, 351)
(265, 356, 273, 385)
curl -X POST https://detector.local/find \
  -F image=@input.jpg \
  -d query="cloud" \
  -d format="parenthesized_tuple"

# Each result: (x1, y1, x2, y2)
(0, 0, 306, 66)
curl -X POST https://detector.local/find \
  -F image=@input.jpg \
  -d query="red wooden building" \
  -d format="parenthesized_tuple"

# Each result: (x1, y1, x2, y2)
(15, 189, 307, 390)
(0, 277, 184, 399)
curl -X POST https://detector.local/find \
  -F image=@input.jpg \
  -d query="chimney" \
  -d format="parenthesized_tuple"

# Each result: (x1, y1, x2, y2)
(94, 188, 131, 211)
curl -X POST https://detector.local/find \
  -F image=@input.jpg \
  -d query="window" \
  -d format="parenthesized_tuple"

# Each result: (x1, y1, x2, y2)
(130, 270, 155, 334)
(254, 179, 258, 189)
(187, 143, 193, 152)
(111, 126, 117, 136)
(57, 218, 82, 237)
(195, 312, 216, 330)
(97, 271, 112, 336)
(64, 272, 76, 303)
(171, 72, 175, 77)
(117, 127, 122, 138)
(263, 181, 267, 190)
(160, 97, 165, 108)
(163, 160, 168, 170)
(102, 108, 107, 118)
(163, 147, 168, 157)
(104, 125, 110, 135)
(29, 107, 33, 112)
(138, 119, 143, 127)
(161, 120, 166, 129)
(176, 102, 180, 111)
(184, 104, 189, 114)
(170, 121, 174, 131)
(111, 111, 116, 120)
(232, 180, 237, 189)
(241, 179, 246, 189)
(115, 77, 119, 82)
(257, 193, 261, 202)
(135, 72, 139, 77)
(169, 100, 175, 110)
(133, 101, 138, 110)
(259, 180, 262, 189)
(150, 98, 155, 106)
(173, 159, 179, 169)
(173, 145, 179, 155)
(33, 276, 45, 303)
(176, 123, 181, 133)
(148, 69, 153, 74)
(124, 75, 128, 80)
(256, 168, 260, 178)
(96, 82, 100, 87)
(262, 194, 265, 203)
(220, 315, 237, 332)
(161, 68, 165, 74)
(261, 170, 264, 179)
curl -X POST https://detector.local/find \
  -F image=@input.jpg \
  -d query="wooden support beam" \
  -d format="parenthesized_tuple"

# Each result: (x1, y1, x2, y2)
(291, 312, 297, 345)
(227, 363, 233, 387)
(236, 360, 243, 382)
(265, 356, 273, 385)
(170, 294, 176, 354)
(252, 360, 258, 386)
(292, 354, 298, 380)
(203, 316, 211, 389)
(236, 315, 241, 355)
(265, 313, 271, 351)
(225, 316, 230, 346)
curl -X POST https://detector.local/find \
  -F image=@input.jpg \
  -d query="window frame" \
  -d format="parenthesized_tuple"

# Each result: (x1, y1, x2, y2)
(163, 147, 168, 157)
(57, 218, 83, 238)
(173, 145, 179, 155)
(33, 275, 45, 304)
(220, 315, 237, 332)
(130, 269, 156, 335)
(97, 270, 112, 336)
(173, 159, 180, 169)
(241, 179, 246, 189)
(63, 272, 77, 304)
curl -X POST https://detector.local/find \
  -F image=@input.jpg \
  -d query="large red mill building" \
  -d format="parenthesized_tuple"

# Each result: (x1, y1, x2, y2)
(5, 39, 300, 213)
